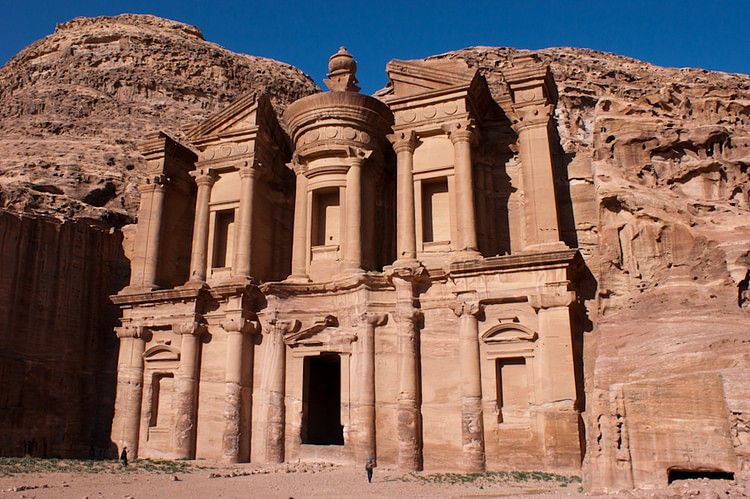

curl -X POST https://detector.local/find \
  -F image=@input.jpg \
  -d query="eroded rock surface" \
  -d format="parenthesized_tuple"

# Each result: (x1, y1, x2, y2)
(0, 14, 318, 223)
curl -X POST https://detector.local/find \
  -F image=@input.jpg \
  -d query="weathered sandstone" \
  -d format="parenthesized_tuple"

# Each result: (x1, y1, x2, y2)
(0, 15, 748, 493)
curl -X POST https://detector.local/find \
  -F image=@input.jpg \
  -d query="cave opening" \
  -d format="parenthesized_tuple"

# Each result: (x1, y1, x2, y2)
(667, 469, 735, 483)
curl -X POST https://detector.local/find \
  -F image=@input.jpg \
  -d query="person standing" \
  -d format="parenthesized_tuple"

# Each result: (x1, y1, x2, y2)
(365, 457, 375, 483)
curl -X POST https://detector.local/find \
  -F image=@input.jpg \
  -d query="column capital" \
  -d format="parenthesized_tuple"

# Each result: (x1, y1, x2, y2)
(287, 159, 307, 176)
(176, 320, 208, 337)
(387, 129, 418, 154)
(345, 146, 372, 166)
(115, 325, 152, 340)
(238, 157, 259, 178)
(137, 175, 167, 194)
(264, 318, 301, 336)
(222, 315, 260, 335)
(511, 103, 555, 132)
(452, 291, 482, 317)
(393, 309, 422, 324)
(528, 290, 576, 310)
(356, 312, 388, 328)
(190, 167, 219, 187)
(442, 119, 476, 145)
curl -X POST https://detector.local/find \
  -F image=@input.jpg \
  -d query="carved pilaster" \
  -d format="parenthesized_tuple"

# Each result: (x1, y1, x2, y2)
(221, 314, 259, 463)
(233, 158, 259, 279)
(263, 319, 300, 463)
(188, 168, 219, 283)
(173, 320, 207, 459)
(504, 57, 562, 249)
(388, 130, 419, 262)
(133, 176, 167, 288)
(343, 147, 372, 271)
(452, 294, 485, 472)
(112, 325, 151, 460)
(289, 159, 310, 281)
(352, 312, 387, 463)
(443, 120, 479, 253)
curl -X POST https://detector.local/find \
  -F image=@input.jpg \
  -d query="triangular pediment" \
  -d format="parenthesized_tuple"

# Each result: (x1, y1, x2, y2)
(386, 59, 475, 98)
(186, 92, 262, 141)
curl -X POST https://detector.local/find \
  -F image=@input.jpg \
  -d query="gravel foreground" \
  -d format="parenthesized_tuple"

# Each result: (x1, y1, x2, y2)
(0, 459, 746, 498)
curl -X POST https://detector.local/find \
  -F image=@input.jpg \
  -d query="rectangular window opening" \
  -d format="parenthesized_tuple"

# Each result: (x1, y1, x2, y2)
(212, 209, 235, 268)
(495, 357, 528, 424)
(312, 189, 340, 247)
(149, 373, 174, 428)
(422, 178, 450, 244)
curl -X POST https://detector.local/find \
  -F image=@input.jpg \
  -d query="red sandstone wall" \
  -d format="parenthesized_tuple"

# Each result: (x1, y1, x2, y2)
(0, 210, 127, 458)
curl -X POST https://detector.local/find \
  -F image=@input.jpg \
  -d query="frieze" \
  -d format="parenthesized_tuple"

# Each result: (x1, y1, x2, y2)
(394, 100, 466, 126)
(298, 126, 374, 147)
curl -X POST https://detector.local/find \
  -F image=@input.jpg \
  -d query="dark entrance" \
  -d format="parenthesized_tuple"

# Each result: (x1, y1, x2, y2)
(302, 353, 344, 445)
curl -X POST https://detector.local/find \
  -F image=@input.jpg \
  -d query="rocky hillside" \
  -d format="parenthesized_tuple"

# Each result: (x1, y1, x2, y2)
(0, 14, 318, 223)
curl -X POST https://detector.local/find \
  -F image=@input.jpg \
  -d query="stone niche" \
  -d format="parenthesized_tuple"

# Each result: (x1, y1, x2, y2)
(110, 48, 590, 476)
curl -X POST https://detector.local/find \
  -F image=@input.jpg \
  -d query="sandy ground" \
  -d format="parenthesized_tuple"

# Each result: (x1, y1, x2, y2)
(0, 461, 747, 499)
(0, 461, 585, 499)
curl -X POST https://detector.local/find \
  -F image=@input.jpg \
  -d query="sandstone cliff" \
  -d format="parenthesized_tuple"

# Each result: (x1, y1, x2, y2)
(0, 14, 317, 458)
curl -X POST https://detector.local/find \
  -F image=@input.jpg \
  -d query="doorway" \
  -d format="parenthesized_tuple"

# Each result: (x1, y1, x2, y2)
(302, 353, 344, 445)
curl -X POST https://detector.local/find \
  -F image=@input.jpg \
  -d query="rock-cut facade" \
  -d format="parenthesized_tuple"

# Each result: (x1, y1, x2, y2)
(111, 48, 590, 472)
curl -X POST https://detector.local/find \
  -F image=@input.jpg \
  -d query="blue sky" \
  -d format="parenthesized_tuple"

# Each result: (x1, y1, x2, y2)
(2, 0, 748, 95)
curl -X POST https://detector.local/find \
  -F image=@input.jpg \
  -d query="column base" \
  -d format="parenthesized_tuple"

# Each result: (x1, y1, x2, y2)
(285, 273, 311, 283)
(181, 279, 208, 289)
(451, 249, 483, 264)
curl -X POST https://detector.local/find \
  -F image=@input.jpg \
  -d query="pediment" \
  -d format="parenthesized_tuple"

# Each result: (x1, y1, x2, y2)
(186, 92, 262, 141)
(283, 315, 356, 346)
(143, 344, 180, 361)
(481, 323, 538, 344)
(386, 59, 475, 98)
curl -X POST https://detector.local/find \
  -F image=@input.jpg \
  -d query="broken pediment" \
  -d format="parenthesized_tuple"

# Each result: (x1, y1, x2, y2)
(386, 59, 475, 99)
(283, 315, 356, 347)
(186, 93, 278, 142)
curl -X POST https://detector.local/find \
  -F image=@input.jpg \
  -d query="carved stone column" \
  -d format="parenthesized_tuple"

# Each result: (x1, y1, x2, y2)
(188, 168, 217, 283)
(289, 162, 310, 281)
(232, 160, 258, 279)
(343, 149, 371, 271)
(453, 297, 485, 472)
(443, 120, 479, 253)
(263, 319, 299, 463)
(389, 266, 423, 470)
(174, 320, 206, 459)
(354, 312, 387, 463)
(112, 326, 149, 460)
(388, 130, 418, 262)
(221, 316, 258, 463)
(133, 177, 166, 288)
